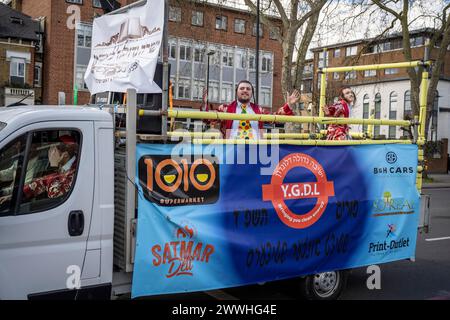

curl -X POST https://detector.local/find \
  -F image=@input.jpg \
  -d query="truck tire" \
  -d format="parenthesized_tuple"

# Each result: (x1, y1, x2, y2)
(299, 270, 349, 300)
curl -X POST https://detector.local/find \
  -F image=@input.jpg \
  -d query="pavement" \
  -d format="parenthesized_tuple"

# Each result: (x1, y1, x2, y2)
(422, 173, 450, 189)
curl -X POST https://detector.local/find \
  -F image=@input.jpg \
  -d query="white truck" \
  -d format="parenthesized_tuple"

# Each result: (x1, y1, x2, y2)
(0, 105, 132, 299)
(0, 103, 431, 300)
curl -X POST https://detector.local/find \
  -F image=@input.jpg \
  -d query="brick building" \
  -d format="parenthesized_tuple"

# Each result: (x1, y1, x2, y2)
(6, 0, 133, 105)
(311, 29, 450, 144)
(10, 0, 283, 111)
(0, 2, 43, 106)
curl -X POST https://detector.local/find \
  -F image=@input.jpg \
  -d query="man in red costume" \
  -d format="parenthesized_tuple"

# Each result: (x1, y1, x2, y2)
(202, 80, 301, 139)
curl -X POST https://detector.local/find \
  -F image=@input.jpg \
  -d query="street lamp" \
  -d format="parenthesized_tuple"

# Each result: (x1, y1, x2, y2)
(206, 50, 215, 107)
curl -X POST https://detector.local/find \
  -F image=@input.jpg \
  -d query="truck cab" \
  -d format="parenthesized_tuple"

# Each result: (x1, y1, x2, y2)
(0, 106, 115, 299)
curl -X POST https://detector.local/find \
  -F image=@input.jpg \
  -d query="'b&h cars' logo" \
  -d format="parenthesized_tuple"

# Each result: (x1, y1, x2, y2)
(138, 155, 220, 206)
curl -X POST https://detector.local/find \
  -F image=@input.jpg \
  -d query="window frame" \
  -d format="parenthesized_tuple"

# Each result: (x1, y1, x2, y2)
(252, 23, 263, 37)
(215, 15, 228, 31)
(92, 0, 101, 8)
(345, 46, 357, 57)
(333, 49, 341, 58)
(169, 6, 182, 22)
(389, 92, 398, 138)
(234, 18, 246, 34)
(269, 26, 280, 40)
(34, 63, 42, 87)
(191, 10, 204, 27)
(0, 134, 27, 217)
(75, 65, 88, 91)
(10, 57, 26, 86)
(0, 128, 83, 217)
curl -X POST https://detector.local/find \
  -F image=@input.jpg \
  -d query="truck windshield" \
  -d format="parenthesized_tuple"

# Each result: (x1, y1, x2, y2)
(0, 121, 6, 132)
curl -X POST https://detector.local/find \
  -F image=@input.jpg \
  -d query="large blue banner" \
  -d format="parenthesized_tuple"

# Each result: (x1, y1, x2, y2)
(131, 144, 420, 298)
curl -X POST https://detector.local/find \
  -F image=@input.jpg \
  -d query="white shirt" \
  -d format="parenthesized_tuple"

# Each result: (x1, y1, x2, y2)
(229, 102, 261, 139)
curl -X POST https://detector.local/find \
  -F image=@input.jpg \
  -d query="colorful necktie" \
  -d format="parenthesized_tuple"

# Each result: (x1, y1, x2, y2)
(237, 104, 253, 139)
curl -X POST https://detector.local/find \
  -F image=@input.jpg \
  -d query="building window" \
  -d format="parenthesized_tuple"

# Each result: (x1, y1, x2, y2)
(318, 51, 328, 68)
(364, 70, 376, 77)
(194, 48, 204, 62)
(76, 23, 92, 48)
(192, 80, 205, 100)
(410, 36, 424, 47)
(169, 6, 182, 22)
(304, 63, 313, 74)
(344, 71, 356, 80)
(192, 11, 204, 26)
(385, 68, 399, 75)
(10, 57, 26, 86)
(346, 46, 357, 56)
(222, 51, 233, 67)
(92, 0, 101, 8)
(363, 94, 370, 132)
(66, 0, 83, 4)
(333, 49, 341, 58)
(34, 64, 42, 87)
(216, 15, 227, 31)
(260, 88, 271, 106)
(169, 42, 177, 59)
(179, 44, 191, 61)
(269, 26, 280, 40)
(261, 56, 272, 72)
(333, 72, 340, 80)
(177, 79, 191, 99)
(389, 92, 398, 138)
(75, 65, 88, 90)
(209, 81, 220, 102)
(221, 83, 233, 102)
(404, 90, 412, 119)
(234, 19, 245, 34)
(431, 91, 439, 141)
(374, 93, 381, 137)
(248, 54, 256, 70)
(35, 33, 44, 53)
(236, 51, 246, 69)
(252, 23, 263, 37)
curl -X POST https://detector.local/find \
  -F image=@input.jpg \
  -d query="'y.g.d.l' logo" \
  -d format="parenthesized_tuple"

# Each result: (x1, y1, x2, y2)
(262, 153, 335, 229)
(138, 155, 219, 206)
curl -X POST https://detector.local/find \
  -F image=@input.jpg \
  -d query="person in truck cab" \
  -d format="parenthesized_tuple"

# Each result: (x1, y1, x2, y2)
(22, 135, 78, 200)
(0, 135, 78, 206)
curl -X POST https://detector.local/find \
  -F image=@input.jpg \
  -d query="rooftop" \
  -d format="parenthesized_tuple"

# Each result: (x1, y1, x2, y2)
(0, 2, 40, 41)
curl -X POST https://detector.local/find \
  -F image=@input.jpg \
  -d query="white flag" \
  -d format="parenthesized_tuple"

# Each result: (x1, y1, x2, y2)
(84, 0, 164, 94)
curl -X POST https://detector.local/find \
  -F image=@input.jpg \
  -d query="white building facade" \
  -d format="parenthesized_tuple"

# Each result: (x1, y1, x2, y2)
(350, 79, 449, 149)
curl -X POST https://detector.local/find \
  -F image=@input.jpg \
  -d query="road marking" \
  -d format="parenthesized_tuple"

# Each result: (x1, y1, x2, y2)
(425, 236, 450, 242)
(204, 290, 239, 300)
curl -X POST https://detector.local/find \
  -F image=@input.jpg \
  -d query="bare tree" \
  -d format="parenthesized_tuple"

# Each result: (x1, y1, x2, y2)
(371, 0, 450, 139)
(243, 0, 328, 97)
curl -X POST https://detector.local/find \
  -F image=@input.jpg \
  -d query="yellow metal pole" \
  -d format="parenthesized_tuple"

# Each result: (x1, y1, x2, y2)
(367, 113, 374, 139)
(323, 61, 424, 73)
(416, 70, 429, 192)
(319, 72, 327, 118)
(191, 139, 412, 145)
(167, 110, 410, 127)
(168, 131, 222, 138)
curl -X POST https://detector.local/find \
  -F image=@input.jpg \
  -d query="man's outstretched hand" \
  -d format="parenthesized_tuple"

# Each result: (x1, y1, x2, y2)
(287, 89, 301, 107)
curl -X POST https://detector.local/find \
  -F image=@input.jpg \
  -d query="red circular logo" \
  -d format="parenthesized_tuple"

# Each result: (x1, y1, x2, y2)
(262, 153, 335, 229)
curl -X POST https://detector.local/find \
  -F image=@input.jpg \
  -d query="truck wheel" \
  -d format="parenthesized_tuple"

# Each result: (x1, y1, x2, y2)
(299, 270, 349, 300)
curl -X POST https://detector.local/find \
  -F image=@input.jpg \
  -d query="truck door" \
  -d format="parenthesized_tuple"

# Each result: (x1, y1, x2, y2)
(0, 121, 94, 299)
